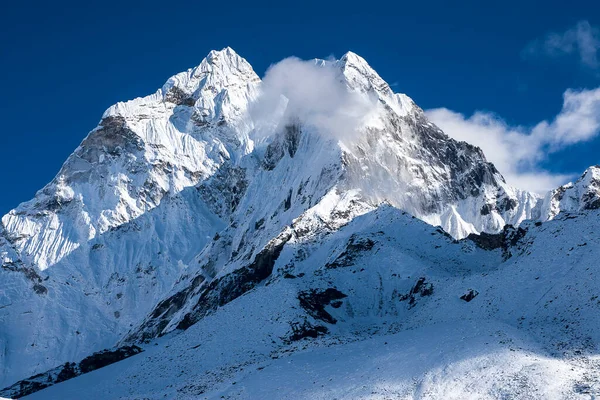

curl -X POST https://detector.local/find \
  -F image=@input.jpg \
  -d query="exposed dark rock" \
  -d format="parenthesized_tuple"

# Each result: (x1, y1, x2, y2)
(390, 112, 506, 211)
(399, 277, 434, 308)
(467, 231, 504, 251)
(2, 260, 45, 287)
(297, 288, 347, 324)
(552, 185, 568, 203)
(33, 284, 48, 295)
(190, 111, 210, 127)
(326, 235, 376, 269)
(330, 300, 343, 309)
(574, 381, 595, 395)
(164, 86, 196, 107)
(497, 197, 518, 212)
(77, 116, 144, 162)
(176, 230, 293, 331)
(44, 196, 72, 212)
(412, 277, 434, 297)
(460, 289, 479, 302)
(128, 274, 206, 342)
(284, 123, 301, 158)
(0, 346, 142, 398)
(79, 346, 142, 374)
(55, 362, 77, 383)
(284, 189, 293, 211)
(2, 260, 52, 298)
(287, 321, 328, 342)
(582, 192, 600, 210)
(433, 227, 457, 241)
(262, 123, 302, 170)
(480, 204, 494, 216)
(198, 164, 248, 217)
(254, 218, 265, 230)
(467, 225, 528, 260)
(7, 380, 50, 399)
(262, 140, 285, 171)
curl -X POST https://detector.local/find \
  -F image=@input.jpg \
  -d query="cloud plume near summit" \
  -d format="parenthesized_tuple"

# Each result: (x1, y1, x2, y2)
(250, 57, 378, 141)
(248, 53, 600, 195)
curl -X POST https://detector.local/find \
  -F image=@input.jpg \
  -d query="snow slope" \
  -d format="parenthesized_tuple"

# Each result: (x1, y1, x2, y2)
(22, 205, 600, 399)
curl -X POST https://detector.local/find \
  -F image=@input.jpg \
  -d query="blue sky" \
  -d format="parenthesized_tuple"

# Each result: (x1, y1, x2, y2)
(0, 0, 598, 213)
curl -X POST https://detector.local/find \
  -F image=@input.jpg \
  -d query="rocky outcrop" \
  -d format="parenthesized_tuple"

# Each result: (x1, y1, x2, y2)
(399, 277, 435, 308)
(176, 230, 292, 330)
(467, 225, 528, 260)
(297, 288, 348, 324)
(0, 345, 142, 399)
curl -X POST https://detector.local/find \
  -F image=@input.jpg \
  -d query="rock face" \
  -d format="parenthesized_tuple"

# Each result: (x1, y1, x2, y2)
(1, 345, 142, 399)
(0, 47, 595, 391)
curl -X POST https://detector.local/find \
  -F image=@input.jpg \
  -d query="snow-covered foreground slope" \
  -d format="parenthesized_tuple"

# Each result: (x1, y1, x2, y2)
(26, 321, 593, 400)
(23, 206, 600, 399)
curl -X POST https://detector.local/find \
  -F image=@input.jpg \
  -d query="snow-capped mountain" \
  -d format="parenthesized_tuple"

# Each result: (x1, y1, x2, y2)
(0, 47, 597, 398)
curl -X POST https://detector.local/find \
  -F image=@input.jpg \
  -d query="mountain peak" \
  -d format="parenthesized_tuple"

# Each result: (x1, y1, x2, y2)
(335, 50, 395, 100)
(542, 165, 600, 219)
(582, 164, 600, 177)
(339, 51, 369, 67)
(206, 46, 238, 59)
(201, 47, 251, 72)
(161, 47, 259, 100)
(338, 51, 380, 78)
(564, 165, 600, 195)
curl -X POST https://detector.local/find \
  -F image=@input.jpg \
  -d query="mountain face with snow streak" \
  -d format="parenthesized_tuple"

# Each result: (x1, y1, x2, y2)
(0, 47, 595, 396)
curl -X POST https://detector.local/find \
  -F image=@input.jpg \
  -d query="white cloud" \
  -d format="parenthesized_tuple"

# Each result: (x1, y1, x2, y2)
(250, 57, 377, 141)
(426, 87, 600, 193)
(523, 20, 600, 69)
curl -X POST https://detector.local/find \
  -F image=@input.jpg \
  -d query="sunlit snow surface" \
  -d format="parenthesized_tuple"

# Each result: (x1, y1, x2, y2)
(26, 207, 600, 399)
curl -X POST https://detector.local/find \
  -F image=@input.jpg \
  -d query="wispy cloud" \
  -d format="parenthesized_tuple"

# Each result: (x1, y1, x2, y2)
(426, 87, 600, 193)
(250, 57, 377, 141)
(523, 20, 600, 69)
